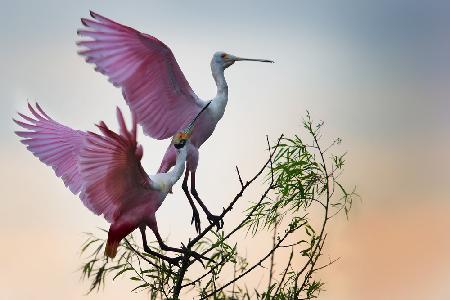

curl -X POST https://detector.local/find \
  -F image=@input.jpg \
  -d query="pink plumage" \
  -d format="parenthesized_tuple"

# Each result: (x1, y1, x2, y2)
(14, 104, 152, 219)
(79, 108, 152, 222)
(14, 103, 86, 194)
(77, 11, 273, 233)
(14, 104, 188, 258)
(77, 11, 203, 139)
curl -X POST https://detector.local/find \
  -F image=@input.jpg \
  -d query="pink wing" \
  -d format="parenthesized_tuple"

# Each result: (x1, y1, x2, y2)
(79, 107, 151, 222)
(14, 103, 86, 194)
(77, 11, 204, 139)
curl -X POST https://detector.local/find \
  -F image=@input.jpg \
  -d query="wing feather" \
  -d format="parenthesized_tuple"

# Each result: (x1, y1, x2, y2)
(14, 103, 86, 195)
(77, 11, 204, 139)
(14, 104, 153, 223)
(79, 108, 151, 222)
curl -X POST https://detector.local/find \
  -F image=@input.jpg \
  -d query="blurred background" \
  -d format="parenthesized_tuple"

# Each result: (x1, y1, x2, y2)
(1, 0, 450, 299)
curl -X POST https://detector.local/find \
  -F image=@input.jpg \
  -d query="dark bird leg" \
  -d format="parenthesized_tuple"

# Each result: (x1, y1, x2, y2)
(182, 169, 201, 233)
(139, 225, 181, 266)
(190, 171, 224, 230)
(148, 222, 210, 264)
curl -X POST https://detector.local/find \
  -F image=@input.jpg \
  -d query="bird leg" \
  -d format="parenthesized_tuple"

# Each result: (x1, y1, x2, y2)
(139, 225, 181, 266)
(149, 224, 210, 265)
(182, 169, 201, 233)
(190, 172, 224, 230)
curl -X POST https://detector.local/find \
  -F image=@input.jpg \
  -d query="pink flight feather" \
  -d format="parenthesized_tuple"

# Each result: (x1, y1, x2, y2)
(77, 11, 204, 140)
(15, 104, 153, 223)
(79, 107, 153, 222)
(14, 103, 86, 194)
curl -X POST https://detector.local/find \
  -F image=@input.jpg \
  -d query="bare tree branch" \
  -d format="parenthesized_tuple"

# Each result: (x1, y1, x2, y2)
(79, 115, 356, 299)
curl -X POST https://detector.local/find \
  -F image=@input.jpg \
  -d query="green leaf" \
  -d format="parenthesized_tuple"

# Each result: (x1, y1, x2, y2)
(113, 267, 133, 281)
(131, 283, 150, 292)
(130, 276, 141, 281)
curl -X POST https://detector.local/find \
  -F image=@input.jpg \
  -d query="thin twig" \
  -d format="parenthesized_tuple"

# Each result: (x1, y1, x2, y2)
(180, 257, 227, 289)
(200, 227, 295, 299)
(266, 135, 275, 185)
(124, 239, 159, 269)
(313, 256, 340, 272)
(268, 212, 278, 290)
(298, 235, 327, 293)
(187, 135, 283, 250)
(273, 246, 294, 296)
(174, 137, 282, 292)
(236, 166, 244, 188)
(293, 122, 331, 297)
(200, 135, 282, 253)
(279, 240, 307, 248)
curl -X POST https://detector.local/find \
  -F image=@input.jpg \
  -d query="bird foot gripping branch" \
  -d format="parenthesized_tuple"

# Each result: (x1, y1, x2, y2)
(206, 213, 225, 231)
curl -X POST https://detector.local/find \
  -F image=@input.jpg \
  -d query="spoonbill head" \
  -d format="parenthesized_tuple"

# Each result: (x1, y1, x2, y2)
(211, 51, 274, 69)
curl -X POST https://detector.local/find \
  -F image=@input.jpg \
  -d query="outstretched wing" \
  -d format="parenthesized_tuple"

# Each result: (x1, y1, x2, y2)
(14, 103, 86, 194)
(77, 11, 204, 139)
(79, 107, 151, 222)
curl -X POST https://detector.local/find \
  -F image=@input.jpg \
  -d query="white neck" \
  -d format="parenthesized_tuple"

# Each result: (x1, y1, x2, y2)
(149, 148, 186, 192)
(211, 63, 228, 120)
(169, 148, 187, 184)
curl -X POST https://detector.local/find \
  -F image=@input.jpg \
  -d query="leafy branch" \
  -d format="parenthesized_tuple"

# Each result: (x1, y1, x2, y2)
(80, 112, 358, 299)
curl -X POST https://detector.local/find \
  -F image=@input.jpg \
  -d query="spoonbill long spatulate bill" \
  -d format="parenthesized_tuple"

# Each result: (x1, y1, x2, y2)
(77, 11, 274, 233)
(14, 103, 208, 262)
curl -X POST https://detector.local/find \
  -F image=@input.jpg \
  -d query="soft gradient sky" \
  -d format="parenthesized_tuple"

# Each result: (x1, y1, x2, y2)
(2, 1, 450, 299)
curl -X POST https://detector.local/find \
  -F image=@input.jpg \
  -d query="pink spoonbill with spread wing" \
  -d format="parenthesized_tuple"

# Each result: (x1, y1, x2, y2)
(77, 11, 274, 232)
(14, 103, 209, 263)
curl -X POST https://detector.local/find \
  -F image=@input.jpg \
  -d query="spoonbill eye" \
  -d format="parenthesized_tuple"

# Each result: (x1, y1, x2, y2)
(221, 53, 227, 58)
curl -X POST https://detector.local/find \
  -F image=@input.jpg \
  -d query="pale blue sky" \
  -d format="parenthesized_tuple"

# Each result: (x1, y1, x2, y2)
(2, 0, 450, 141)
(1, 1, 450, 299)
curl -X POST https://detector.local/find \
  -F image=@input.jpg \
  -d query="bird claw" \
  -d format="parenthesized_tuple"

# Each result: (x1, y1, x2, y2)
(142, 244, 182, 266)
(167, 255, 183, 266)
(191, 208, 201, 233)
(207, 213, 224, 231)
(180, 245, 210, 267)
(190, 188, 222, 230)
(143, 244, 151, 254)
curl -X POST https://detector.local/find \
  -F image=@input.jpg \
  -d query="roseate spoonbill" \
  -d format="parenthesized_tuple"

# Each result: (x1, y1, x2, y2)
(14, 103, 209, 263)
(77, 11, 274, 232)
